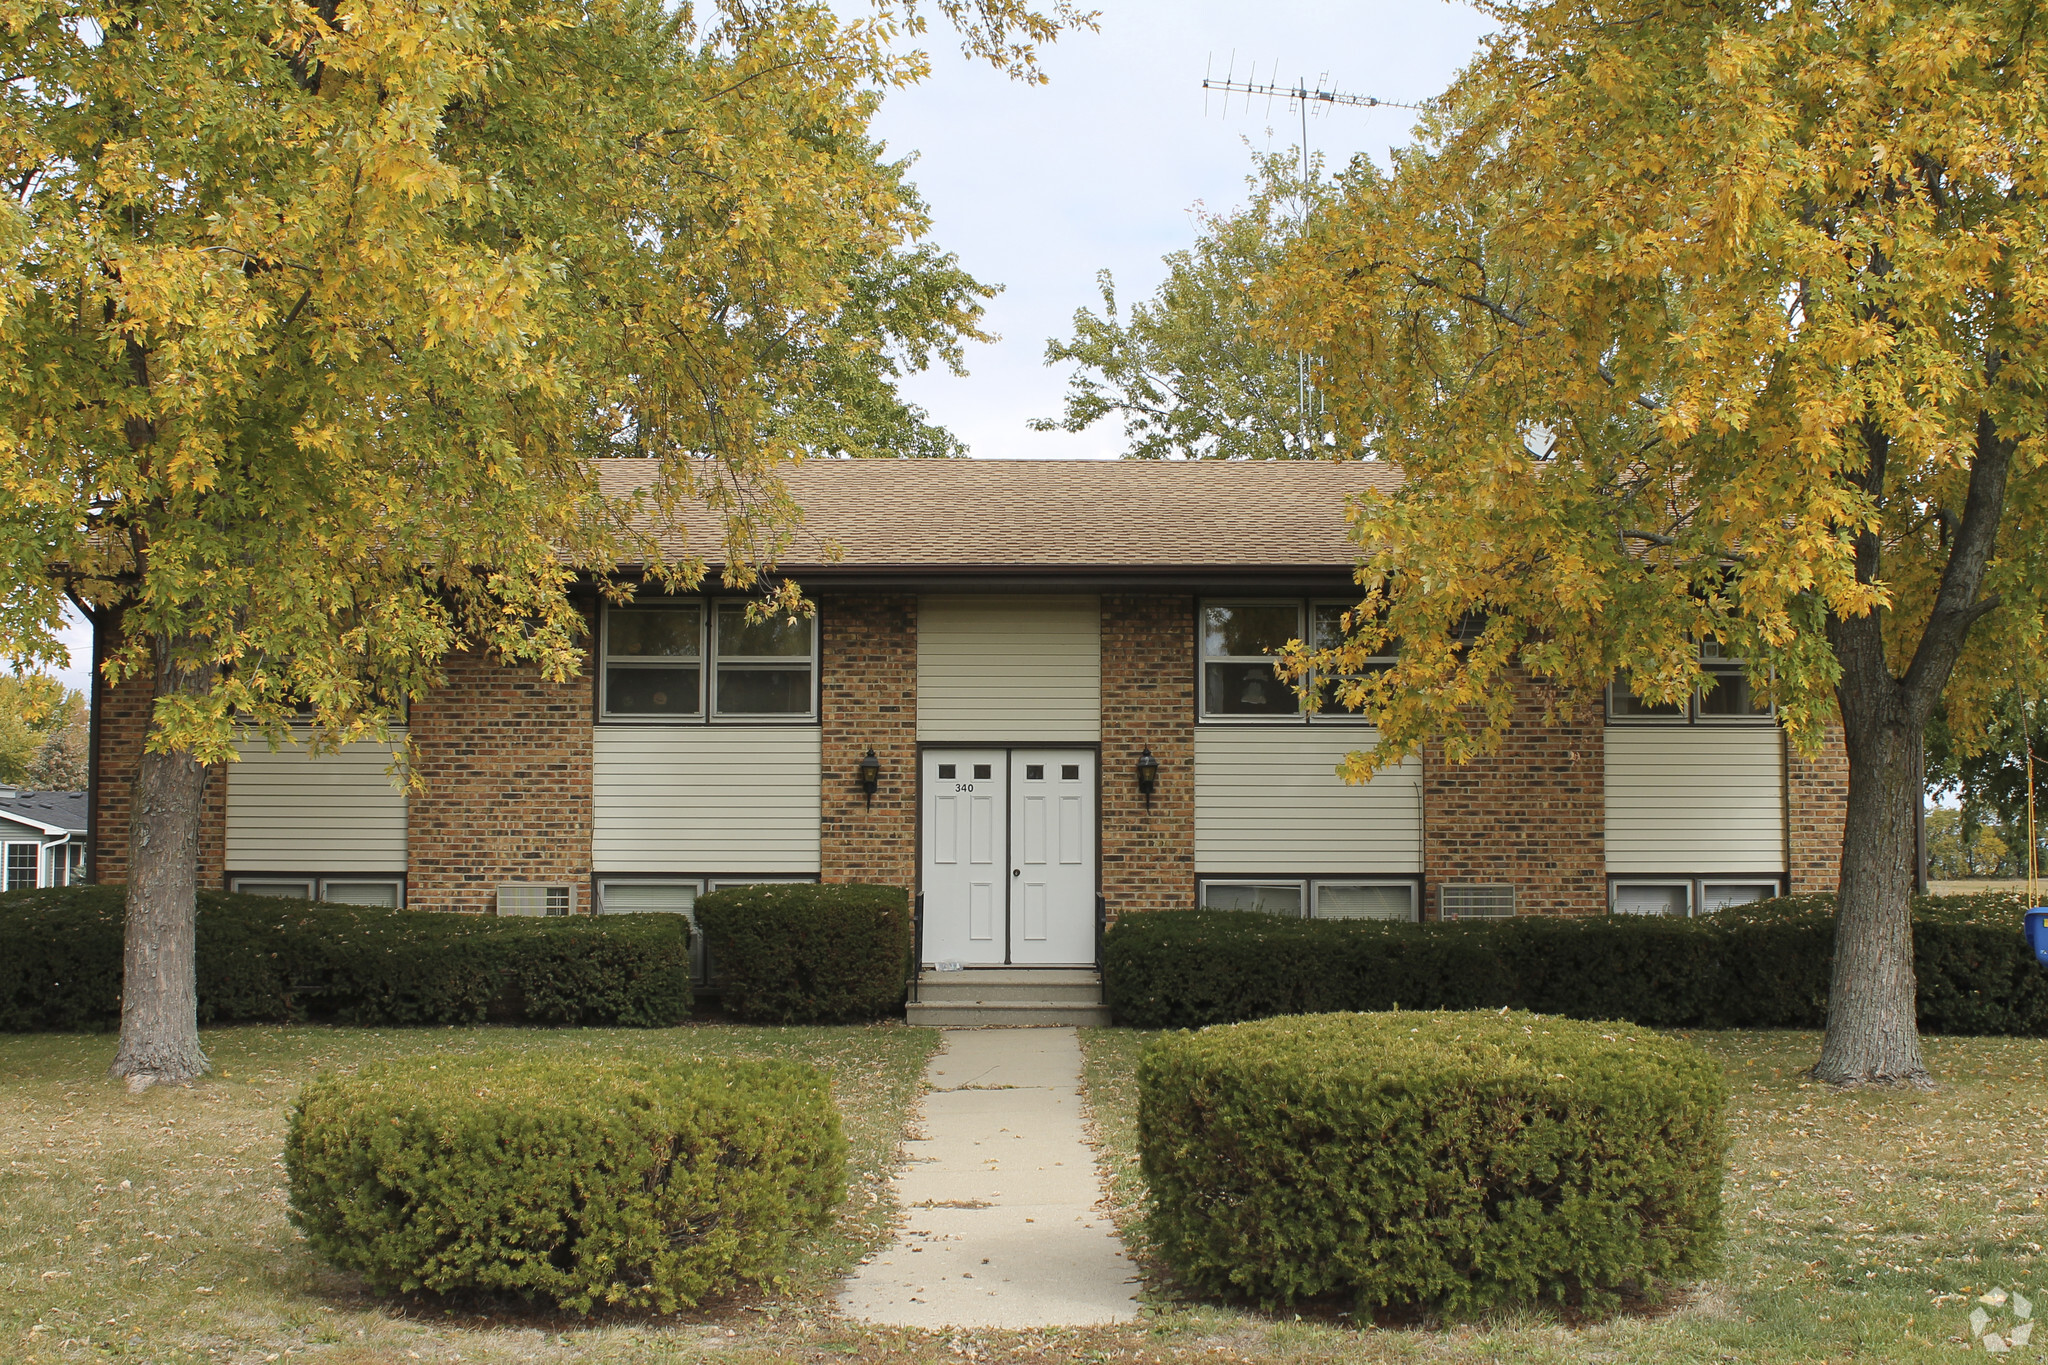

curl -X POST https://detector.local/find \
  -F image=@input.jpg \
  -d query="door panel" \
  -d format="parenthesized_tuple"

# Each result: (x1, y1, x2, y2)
(922, 746, 1097, 967)
(921, 749, 1007, 966)
(1009, 749, 1096, 964)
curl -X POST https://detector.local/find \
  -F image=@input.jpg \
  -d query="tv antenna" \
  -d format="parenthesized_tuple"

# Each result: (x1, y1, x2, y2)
(1202, 57, 1421, 452)
(1203, 56, 1422, 190)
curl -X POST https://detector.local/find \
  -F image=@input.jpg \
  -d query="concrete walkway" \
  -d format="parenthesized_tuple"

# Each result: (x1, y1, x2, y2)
(836, 1027, 1141, 1329)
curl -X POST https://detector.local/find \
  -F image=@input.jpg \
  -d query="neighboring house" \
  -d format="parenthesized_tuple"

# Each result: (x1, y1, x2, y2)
(0, 786, 87, 890)
(83, 460, 1848, 1013)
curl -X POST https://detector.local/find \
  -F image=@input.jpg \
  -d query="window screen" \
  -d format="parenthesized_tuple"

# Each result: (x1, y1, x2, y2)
(1199, 880, 1305, 916)
(1613, 883, 1691, 916)
(1314, 882, 1417, 922)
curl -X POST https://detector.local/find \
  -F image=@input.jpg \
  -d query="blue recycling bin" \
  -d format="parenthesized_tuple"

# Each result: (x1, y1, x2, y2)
(2028, 909, 2048, 970)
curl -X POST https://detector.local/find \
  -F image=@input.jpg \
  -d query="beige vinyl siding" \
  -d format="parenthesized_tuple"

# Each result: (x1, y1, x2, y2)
(1194, 728, 1422, 874)
(593, 726, 820, 873)
(917, 595, 1102, 742)
(1604, 726, 1785, 873)
(225, 734, 408, 871)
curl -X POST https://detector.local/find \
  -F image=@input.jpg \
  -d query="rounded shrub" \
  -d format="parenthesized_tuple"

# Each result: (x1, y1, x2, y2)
(1138, 1010, 1730, 1316)
(285, 1053, 846, 1313)
(695, 883, 910, 1023)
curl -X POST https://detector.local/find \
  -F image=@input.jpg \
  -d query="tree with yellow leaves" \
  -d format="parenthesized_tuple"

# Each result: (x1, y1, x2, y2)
(1278, 0, 2048, 1086)
(0, 0, 1084, 1086)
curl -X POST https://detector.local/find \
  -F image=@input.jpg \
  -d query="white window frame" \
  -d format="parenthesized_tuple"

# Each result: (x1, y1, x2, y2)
(230, 876, 316, 899)
(318, 878, 405, 908)
(1610, 879, 1694, 918)
(1197, 878, 1309, 916)
(4, 839, 42, 891)
(1310, 879, 1420, 922)
(1698, 878, 1783, 915)
(1607, 643, 1775, 725)
(1198, 598, 1389, 725)
(229, 875, 405, 907)
(600, 599, 818, 724)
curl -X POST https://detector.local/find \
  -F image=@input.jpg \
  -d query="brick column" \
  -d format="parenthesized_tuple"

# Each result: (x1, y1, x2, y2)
(1786, 722, 1848, 894)
(1422, 665, 1604, 918)
(89, 650, 225, 891)
(818, 593, 917, 892)
(1100, 594, 1195, 921)
(405, 632, 595, 915)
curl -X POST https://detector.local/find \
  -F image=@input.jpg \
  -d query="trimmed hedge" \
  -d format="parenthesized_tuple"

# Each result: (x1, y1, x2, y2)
(0, 885, 694, 1031)
(286, 1053, 845, 1312)
(695, 882, 911, 1023)
(1139, 1011, 1729, 1315)
(1103, 893, 2048, 1035)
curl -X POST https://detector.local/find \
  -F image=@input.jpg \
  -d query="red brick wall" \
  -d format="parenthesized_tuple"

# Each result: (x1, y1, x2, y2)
(818, 593, 917, 893)
(1100, 594, 1196, 920)
(1786, 721, 1848, 894)
(404, 632, 595, 915)
(90, 646, 226, 891)
(1423, 666, 1605, 918)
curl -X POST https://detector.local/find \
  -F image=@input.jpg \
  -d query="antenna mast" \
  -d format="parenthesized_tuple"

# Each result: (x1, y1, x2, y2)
(1201, 59, 1421, 451)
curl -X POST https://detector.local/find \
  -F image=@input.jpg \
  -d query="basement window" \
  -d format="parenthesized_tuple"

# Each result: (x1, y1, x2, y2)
(229, 876, 403, 907)
(1198, 879, 1306, 917)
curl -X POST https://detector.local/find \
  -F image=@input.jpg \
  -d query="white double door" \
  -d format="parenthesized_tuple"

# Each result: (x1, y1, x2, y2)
(921, 748, 1096, 967)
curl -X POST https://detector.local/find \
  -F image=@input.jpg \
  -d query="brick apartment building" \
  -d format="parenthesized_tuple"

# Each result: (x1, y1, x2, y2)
(87, 459, 1846, 985)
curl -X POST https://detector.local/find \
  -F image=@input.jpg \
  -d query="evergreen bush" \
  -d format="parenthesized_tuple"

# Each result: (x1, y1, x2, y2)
(695, 882, 910, 1023)
(1102, 893, 2048, 1034)
(286, 1053, 845, 1312)
(1138, 1011, 1729, 1315)
(0, 885, 693, 1031)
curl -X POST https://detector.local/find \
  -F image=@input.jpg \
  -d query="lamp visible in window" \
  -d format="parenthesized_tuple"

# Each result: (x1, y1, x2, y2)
(858, 748, 881, 807)
(1238, 673, 1271, 706)
(1136, 748, 1160, 808)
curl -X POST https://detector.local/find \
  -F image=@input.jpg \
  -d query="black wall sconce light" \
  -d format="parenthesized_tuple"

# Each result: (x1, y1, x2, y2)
(1136, 747, 1160, 808)
(858, 748, 882, 807)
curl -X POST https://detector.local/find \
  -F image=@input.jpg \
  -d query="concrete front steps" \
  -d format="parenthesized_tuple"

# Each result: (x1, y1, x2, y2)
(905, 968, 1110, 1027)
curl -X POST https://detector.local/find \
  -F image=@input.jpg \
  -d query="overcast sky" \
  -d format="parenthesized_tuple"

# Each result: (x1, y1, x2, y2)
(869, 0, 1496, 459)
(38, 1, 1495, 698)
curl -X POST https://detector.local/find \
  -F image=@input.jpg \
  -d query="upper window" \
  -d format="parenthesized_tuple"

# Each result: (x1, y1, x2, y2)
(1199, 599, 1390, 723)
(602, 600, 816, 722)
(1608, 642, 1773, 724)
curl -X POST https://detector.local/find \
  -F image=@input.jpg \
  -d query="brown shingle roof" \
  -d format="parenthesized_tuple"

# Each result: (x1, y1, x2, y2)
(594, 458, 1398, 574)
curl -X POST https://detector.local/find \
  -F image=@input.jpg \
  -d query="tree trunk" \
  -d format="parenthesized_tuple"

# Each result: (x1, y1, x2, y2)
(108, 643, 217, 1088)
(1813, 656, 1932, 1088)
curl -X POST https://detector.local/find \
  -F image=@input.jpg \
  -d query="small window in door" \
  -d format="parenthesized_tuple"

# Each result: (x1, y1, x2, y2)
(1061, 764, 1079, 780)
(1025, 764, 1044, 779)
(937, 764, 955, 779)
(973, 763, 992, 779)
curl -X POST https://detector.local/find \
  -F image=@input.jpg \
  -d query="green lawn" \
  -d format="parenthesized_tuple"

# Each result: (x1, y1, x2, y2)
(4, 1023, 2044, 1364)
